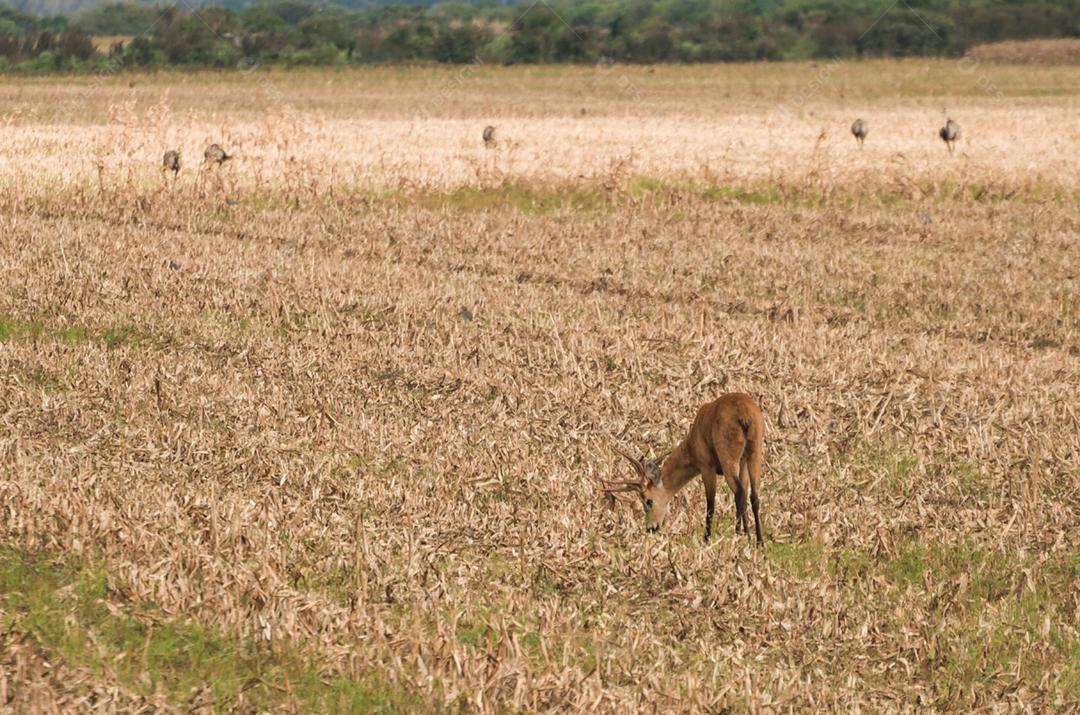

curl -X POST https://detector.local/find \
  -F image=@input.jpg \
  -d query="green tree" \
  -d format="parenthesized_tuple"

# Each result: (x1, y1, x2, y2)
(74, 3, 158, 36)
(432, 24, 488, 63)
(298, 12, 350, 49)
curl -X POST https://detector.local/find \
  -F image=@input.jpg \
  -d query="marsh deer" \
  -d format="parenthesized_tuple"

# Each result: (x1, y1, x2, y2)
(601, 393, 765, 545)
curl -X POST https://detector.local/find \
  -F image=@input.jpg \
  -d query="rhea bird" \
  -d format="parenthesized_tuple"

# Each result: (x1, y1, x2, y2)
(204, 143, 232, 165)
(482, 125, 495, 146)
(850, 118, 867, 147)
(939, 118, 961, 154)
(162, 150, 180, 176)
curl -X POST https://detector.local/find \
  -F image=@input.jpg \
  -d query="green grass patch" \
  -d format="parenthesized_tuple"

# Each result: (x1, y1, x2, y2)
(16, 368, 63, 392)
(830, 289, 868, 313)
(861, 442, 919, 495)
(0, 546, 416, 713)
(0, 316, 45, 341)
(768, 538, 828, 578)
(399, 178, 792, 214)
(931, 590, 1080, 706)
(627, 177, 781, 204)
(286, 558, 355, 609)
(883, 539, 1012, 602)
(873, 300, 913, 321)
(885, 540, 928, 589)
(797, 535, 1080, 705)
(954, 460, 989, 499)
(1030, 337, 1061, 350)
(455, 621, 491, 649)
(830, 439, 922, 498)
(362, 175, 1075, 216)
(0, 316, 162, 349)
(413, 182, 609, 213)
(827, 545, 874, 582)
(768, 537, 875, 584)
(767, 525, 1080, 705)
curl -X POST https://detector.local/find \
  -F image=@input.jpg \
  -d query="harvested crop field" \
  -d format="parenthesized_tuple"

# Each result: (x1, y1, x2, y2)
(966, 39, 1080, 66)
(1, 61, 1079, 712)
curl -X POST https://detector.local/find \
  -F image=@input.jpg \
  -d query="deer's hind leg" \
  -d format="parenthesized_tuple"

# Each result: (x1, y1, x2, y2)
(747, 441, 764, 546)
(738, 459, 753, 541)
(719, 457, 744, 537)
(701, 467, 717, 543)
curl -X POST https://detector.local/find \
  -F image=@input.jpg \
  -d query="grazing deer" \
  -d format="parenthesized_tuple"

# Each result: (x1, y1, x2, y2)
(601, 393, 765, 545)
(851, 118, 867, 147)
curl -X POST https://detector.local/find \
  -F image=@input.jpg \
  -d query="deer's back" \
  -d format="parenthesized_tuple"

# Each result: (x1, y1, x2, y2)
(687, 393, 763, 468)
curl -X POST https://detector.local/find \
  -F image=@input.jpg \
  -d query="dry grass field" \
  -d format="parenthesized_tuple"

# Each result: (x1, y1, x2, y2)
(967, 39, 1080, 66)
(0, 60, 1079, 712)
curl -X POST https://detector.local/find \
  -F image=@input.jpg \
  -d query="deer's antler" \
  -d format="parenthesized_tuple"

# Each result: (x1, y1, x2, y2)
(597, 445, 651, 509)
(610, 445, 648, 481)
(598, 478, 645, 494)
(597, 476, 643, 510)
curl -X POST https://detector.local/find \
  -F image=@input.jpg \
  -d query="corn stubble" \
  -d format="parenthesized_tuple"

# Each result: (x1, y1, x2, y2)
(0, 63, 1079, 712)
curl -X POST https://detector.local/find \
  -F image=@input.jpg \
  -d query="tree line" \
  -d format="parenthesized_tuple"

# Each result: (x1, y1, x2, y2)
(0, 0, 1078, 72)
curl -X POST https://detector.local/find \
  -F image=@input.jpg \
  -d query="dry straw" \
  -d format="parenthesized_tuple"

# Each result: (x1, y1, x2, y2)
(0, 61, 1078, 712)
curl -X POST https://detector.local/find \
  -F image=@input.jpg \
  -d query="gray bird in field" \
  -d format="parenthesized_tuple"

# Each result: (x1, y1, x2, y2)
(851, 118, 867, 147)
(162, 149, 180, 175)
(204, 143, 231, 165)
(939, 118, 961, 153)
(482, 125, 495, 146)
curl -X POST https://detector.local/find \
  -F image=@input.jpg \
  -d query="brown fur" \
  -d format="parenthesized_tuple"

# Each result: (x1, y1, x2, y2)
(603, 393, 765, 544)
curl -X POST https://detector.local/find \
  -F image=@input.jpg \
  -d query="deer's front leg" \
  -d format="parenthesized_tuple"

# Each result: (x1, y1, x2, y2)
(701, 468, 717, 542)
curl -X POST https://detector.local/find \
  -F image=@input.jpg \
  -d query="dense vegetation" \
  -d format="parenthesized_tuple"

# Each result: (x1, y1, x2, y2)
(0, 0, 1078, 71)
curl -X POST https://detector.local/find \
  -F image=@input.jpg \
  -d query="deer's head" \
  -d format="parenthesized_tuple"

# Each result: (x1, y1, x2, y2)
(602, 446, 672, 532)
